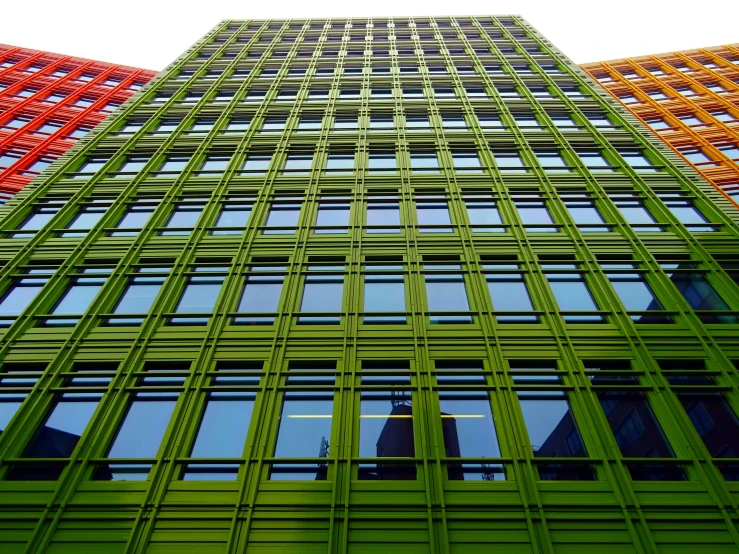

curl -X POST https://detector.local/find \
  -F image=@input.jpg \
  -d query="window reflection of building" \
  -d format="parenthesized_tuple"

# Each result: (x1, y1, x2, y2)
(362, 392, 415, 480)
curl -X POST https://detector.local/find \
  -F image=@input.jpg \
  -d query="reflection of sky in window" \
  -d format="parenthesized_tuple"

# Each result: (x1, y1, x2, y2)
(439, 396, 500, 458)
(301, 281, 343, 312)
(176, 283, 221, 313)
(108, 400, 176, 458)
(0, 286, 43, 316)
(365, 281, 404, 312)
(27, 399, 100, 456)
(518, 395, 577, 455)
(239, 281, 282, 312)
(426, 279, 469, 311)
(190, 396, 254, 457)
(52, 285, 103, 315)
(548, 281, 598, 311)
(114, 284, 160, 314)
(274, 395, 333, 457)
(0, 401, 23, 433)
(610, 280, 662, 310)
(487, 280, 533, 311)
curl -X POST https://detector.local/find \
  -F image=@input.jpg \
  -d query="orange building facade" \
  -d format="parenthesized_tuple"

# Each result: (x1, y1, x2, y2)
(582, 44, 739, 206)
(0, 44, 156, 202)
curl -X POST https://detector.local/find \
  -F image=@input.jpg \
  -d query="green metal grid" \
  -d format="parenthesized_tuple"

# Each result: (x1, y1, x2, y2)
(0, 15, 737, 554)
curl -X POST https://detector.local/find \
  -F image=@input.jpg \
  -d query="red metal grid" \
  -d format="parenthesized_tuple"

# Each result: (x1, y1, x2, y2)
(582, 44, 739, 208)
(0, 44, 157, 199)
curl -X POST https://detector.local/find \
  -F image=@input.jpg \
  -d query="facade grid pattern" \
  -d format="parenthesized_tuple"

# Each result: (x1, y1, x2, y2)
(0, 16, 737, 554)
(0, 44, 156, 201)
(582, 44, 739, 206)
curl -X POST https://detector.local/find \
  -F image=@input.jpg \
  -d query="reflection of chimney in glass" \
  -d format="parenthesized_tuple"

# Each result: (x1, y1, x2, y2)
(368, 393, 414, 480)
(315, 436, 329, 481)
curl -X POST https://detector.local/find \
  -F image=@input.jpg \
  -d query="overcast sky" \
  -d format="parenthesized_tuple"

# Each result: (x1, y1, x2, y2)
(3, 0, 737, 71)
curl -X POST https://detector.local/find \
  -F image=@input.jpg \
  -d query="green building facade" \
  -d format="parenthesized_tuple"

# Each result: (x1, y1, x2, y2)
(0, 15, 738, 553)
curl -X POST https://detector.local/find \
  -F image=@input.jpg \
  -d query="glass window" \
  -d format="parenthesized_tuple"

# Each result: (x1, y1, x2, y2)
(494, 152, 526, 171)
(619, 151, 658, 172)
(364, 270, 405, 323)
(612, 199, 661, 231)
(325, 152, 355, 173)
(184, 392, 255, 480)
(8, 395, 101, 480)
(271, 393, 333, 480)
(439, 393, 503, 480)
(263, 200, 301, 234)
(369, 115, 394, 130)
(517, 391, 594, 479)
(315, 199, 350, 233)
(659, 198, 714, 231)
(486, 272, 536, 323)
(596, 391, 685, 480)
(677, 393, 739, 461)
(48, 269, 110, 326)
(410, 152, 440, 174)
(680, 149, 713, 164)
(161, 202, 206, 236)
(156, 156, 190, 175)
(115, 157, 149, 176)
(452, 151, 483, 173)
(535, 151, 569, 172)
(225, 118, 251, 132)
(406, 115, 431, 130)
(211, 200, 252, 235)
(334, 116, 358, 131)
(12, 201, 65, 238)
(299, 270, 344, 323)
(606, 272, 664, 320)
(60, 202, 111, 237)
(235, 268, 284, 324)
(101, 396, 177, 480)
(108, 268, 168, 325)
(241, 153, 272, 175)
(646, 118, 670, 130)
(367, 152, 397, 173)
(72, 158, 109, 178)
(171, 267, 226, 325)
(198, 156, 231, 174)
(564, 199, 605, 230)
(477, 113, 502, 128)
(515, 201, 556, 232)
(545, 269, 601, 322)
(416, 199, 452, 232)
(0, 271, 53, 325)
(425, 268, 471, 323)
(359, 392, 415, 480)
(666, 271, 734, 316)
(464, 197, 503, 232)
(111, 201, 157, 237)
(577, 151, 612, 172)
(282, 152, 313, 175)
(17, 157, 50, 175)
(366, 197, 400, 233)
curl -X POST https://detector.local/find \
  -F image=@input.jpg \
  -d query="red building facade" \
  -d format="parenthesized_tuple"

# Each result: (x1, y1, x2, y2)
(0, 44, 156, 201)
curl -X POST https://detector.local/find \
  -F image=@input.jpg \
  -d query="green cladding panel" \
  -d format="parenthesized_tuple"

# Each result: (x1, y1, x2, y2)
(0, 15, 737, 554)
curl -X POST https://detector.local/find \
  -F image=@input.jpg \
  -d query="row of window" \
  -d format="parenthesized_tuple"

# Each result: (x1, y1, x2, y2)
(68, 146, 663, 180)
(1, 259, 736, 329)
(10, 192, 718, 240)
(618, 83, 736, 106)
(0, 90, 121, 112)
(593, 55, 739, 82)
(152, 82, 589, 104)
(0, 58, 146, 89)
(1, 358, 737, 482)
(218, 18, 525, 31)
(645, 110, 737, 130)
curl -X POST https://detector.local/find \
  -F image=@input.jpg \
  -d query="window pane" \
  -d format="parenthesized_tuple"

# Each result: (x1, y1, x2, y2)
(272, 393, 332, 480)
(440, 393, 504, 480)
(668, 273, 733, 315)
(315, 205, 350, 232)
(0, 285, 44, 317)
(417, 203, 452, 231)
(596, 391, 684, 480)
(426, 277, 470, 323)
(516, 204, 555, 231)
(236, 278, 283, 323)
(175, 283, 222, 315)
(264, 205, 300, 234)
(300, 280, 343, 322)
(609, 278, 663, 311)
(9, 397, 100, 480)
(518, 392, 594, 479)
(162, 206, 204, 235)
(359, 393, 415, 480)
(364, 277, 405, 323)
(184, 394, 255, 480)
(111, 284, 160, 319)
(676, 393, 739, 458)
(465, 201, 503, 232)
(487, 277, 536, 322)
(51, 284, 103, 317)
(113, 208, 154, 236)
(367, 202, 400, 233)
(213, 206, 251, 235)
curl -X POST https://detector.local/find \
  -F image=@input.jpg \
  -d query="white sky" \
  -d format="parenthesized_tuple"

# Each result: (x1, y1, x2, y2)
(3, 0, 737, 71)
